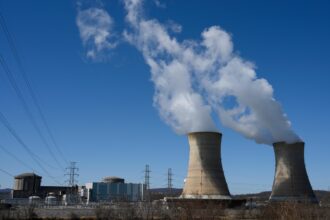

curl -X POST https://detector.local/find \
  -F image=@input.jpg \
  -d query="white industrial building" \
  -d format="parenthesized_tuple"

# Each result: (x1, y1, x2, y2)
(83, 177, 145, 203)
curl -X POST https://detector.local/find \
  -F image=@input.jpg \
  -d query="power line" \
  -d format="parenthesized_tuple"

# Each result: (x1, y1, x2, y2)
(0, 110, 61, 185)
(0, 55, 64, 170)
(0, 144, 35, 172)
(0, 168, 13, 177)
(0, 11, 68, 165)
(0, 143, 56, 178)
(0, 145, 54, 182)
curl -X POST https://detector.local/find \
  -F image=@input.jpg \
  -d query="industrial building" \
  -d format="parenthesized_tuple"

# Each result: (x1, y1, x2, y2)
(181, 132, 231, 199)
(0, 188, 12, 201)
(85, 177, 145, 203)
(270, 142, 318, 203)
(12, 173, 77, 199)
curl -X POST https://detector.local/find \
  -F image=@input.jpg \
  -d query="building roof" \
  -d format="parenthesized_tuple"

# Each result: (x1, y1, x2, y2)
(14, 173, 42, 179)
(103, 176, 123, 179)
(102, 176, 125, 183)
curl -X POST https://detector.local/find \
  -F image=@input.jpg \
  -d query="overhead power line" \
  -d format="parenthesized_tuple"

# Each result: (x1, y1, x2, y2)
(0, 110, 61, 185)
(0, 143, 55, 178)
(0, 11, 68, 165)
(0, 144, 35, 172)
(0, 55, 64, 170)
(0, 168, 13, 177)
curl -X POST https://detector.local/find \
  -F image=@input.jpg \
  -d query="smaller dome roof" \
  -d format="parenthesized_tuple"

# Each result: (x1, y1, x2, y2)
(102, 176, 125, 183)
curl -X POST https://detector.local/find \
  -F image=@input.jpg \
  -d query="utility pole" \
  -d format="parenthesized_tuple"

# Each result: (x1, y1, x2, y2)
(167, 168, 173, 195)
(144, 164, 151, 201)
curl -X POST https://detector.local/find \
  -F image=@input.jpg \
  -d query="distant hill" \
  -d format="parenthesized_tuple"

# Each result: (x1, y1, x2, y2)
(234, 190, 330, 204)
(0, 189, 11, 193)
(314, 190, 330, 204)
(234, 191, 271, 200)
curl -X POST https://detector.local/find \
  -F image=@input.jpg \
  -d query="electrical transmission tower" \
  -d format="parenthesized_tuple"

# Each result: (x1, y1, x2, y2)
(144, 164, 151, 190)
(65, 162, 79, 204)
(167, 168, 173, 195)
(65, 162, 79, 187)
(144, 164, 151, 201)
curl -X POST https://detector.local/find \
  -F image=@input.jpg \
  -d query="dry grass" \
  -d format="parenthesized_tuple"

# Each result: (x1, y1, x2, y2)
(1, 201, 330, 219)
(258, 202, 330, 220)
(0, 205, 39, 220)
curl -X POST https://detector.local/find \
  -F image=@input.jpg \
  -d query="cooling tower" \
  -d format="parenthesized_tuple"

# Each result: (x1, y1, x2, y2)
(270, 142, 318, 203)
(181, 132, 231, 199)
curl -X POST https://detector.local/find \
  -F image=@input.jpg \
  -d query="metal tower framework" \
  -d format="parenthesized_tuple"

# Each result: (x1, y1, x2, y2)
(144, 164, 151, 190)
(65, 161, 79, 187)
(167, 168, 173, 194)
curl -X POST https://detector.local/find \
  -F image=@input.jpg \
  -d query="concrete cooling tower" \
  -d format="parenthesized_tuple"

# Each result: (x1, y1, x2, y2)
(181, 132, 231, 199)
(270, 142, 318, 203)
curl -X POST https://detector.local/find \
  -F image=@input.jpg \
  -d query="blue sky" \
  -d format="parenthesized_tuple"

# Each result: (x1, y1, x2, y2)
(0, 0, 329, 194)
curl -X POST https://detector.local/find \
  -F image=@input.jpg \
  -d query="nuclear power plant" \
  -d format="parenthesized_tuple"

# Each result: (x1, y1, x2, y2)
(178, 133, 318, 204)
(181, 132, 231, 199)
(270, 142, 318, 203)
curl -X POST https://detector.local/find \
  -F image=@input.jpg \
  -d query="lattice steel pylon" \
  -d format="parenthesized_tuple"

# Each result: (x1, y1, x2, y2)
(144, 164, 150, 190)
(167, 168, 173, 195)
(65, 161, 79, 187)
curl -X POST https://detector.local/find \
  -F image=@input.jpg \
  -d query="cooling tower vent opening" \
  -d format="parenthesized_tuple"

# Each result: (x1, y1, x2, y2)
(181, 132, 231, 200)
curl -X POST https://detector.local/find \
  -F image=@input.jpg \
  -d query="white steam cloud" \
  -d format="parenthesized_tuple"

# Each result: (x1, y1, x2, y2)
(76, 0, 301, 145)
(122, 0, 300, 144)
(76, 7, 117, 60)
(123, 0, 217, 134)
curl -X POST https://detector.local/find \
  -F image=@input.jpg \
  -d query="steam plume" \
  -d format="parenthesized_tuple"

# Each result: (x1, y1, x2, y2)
(76, 0, 301, 144)
(76, 7, 117, 60)
(122, 0, 300, 144)
(123, 0, 217, 134)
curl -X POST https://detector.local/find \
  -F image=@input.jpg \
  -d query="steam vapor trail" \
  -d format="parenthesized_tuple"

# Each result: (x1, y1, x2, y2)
(76, 5, 117, 61)
(77, 0, 301, 145)
(122, 0, 300, 145)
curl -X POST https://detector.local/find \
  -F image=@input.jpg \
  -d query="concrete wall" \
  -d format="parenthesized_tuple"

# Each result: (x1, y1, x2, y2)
(182, 132, 231, 199)
(270, 142, 317, 203)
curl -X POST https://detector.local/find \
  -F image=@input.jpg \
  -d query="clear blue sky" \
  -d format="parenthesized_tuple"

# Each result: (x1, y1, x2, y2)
(0, 0, 329, 194)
